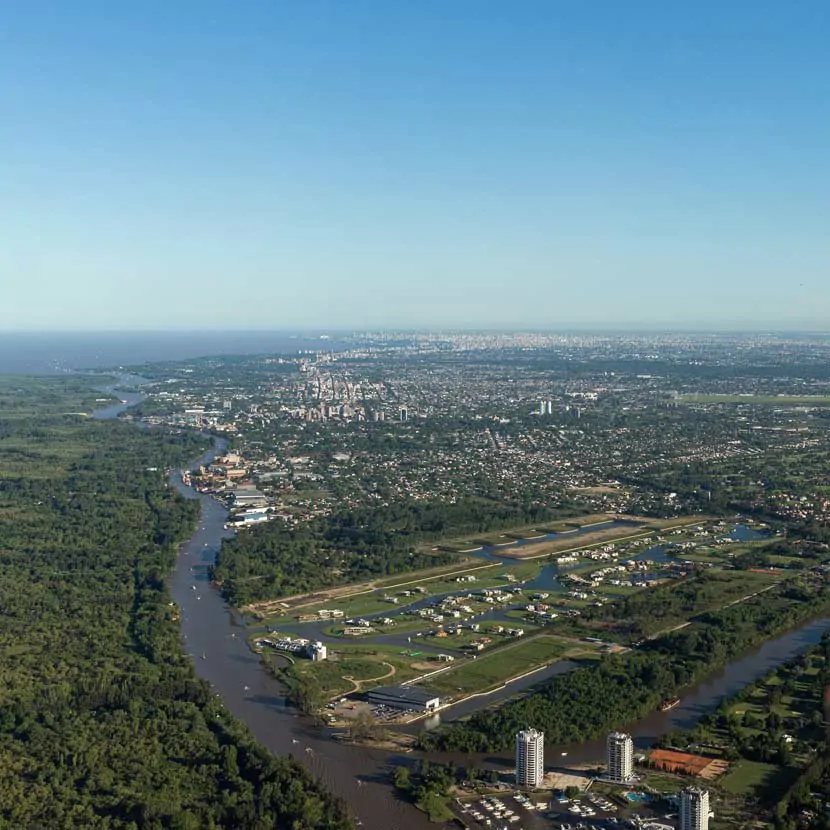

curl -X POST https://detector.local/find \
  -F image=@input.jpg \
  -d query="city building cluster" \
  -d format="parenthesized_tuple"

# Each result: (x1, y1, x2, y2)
(137, 332, 830, 531)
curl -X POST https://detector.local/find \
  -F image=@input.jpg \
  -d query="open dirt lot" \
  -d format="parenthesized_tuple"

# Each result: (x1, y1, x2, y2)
(498, 523, 649, 559)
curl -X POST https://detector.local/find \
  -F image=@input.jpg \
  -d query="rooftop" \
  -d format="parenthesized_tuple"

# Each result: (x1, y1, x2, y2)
(364, 685, 439, 706)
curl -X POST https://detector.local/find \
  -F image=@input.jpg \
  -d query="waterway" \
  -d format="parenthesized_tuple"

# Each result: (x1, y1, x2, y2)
(464, 520, 638, 563)
(93, 386, 829, 829)
(90, 376, 147, 419)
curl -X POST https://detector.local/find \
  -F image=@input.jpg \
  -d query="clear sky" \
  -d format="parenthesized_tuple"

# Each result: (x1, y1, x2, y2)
(1, 1, 828, 331)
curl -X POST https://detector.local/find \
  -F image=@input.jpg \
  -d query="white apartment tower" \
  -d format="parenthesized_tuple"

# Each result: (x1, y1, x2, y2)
(680, 787, 710, 830)
(606, 732, 634, 782)
(515, 728, 545, 787)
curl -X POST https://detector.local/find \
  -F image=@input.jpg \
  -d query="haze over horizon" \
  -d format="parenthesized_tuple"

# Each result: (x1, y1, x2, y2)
(2, 1, 828, 332)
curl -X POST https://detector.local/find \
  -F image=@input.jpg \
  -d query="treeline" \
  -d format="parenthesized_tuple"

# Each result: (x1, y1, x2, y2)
(213, 499, 551, 605)
(670, 637, 830, 824)
(0, 395, 352, 829)
(575, 570, 773, 642)
(418, 580, 830, 753)
(733, 538, 829, 571)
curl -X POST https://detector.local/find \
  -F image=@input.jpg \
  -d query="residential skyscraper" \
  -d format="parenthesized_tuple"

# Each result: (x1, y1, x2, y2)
(680, 787, 710, 830)
(515, 728, 544, 787)
(606, 732, 634, 782)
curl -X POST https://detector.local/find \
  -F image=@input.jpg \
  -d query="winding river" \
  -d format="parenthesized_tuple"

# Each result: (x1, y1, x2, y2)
(94, 381, 830, 829)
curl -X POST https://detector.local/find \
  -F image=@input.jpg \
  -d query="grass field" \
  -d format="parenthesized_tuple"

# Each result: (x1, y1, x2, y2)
(671, 643, 827, 812)
(566, 569, 780, 642)
(640, 770, 690, 794)
(718, 760, 796, 797)
(417, 635, 576, 697)
(272, 560, 546, 624)
(290, 644, 428, 698)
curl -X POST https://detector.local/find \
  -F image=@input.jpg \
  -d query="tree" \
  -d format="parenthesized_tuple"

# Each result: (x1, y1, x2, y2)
(393, 766, 411, 793)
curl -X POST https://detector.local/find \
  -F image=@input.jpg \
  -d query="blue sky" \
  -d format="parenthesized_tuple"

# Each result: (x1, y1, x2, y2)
(1, 1, 828, 331)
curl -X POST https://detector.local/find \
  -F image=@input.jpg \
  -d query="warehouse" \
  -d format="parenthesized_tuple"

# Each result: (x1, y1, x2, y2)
(363, 685, 440, 712)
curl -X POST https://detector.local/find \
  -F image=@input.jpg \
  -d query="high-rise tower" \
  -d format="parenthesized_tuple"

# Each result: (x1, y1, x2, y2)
(680, 787, 710, 830)
(515, 728, 544, 787)
(605, 732, 634, 782)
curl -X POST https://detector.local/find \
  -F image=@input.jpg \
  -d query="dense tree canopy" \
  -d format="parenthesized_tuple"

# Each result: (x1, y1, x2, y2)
(213, 499, 551, 604)
(0, 378, 352, 829)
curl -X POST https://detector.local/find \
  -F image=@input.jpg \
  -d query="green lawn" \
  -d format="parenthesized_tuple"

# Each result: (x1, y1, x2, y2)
(640, 770, 689, 794)
(417, 635, 572, 697)
(719, 760, 794, 797)
(293, 648, 426, 697)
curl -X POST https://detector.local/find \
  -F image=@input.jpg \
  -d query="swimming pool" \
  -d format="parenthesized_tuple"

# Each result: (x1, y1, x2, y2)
(624, 792, 651, 803)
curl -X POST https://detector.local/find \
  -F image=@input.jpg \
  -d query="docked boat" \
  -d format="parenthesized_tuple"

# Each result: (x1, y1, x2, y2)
(659, 696, 680, 711)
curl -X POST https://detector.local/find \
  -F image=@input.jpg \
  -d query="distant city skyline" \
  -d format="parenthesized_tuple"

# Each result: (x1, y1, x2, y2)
(2, 2, 828, 331)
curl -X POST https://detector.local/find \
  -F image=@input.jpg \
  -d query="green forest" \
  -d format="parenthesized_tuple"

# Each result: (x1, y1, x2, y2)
(0, 377, 352, 829)
(573, 569, 778, 642)
(418, 580, 830, 753)
(212, 499, 551, 604)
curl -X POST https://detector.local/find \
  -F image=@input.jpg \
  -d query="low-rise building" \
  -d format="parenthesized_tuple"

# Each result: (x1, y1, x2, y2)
(364, 685, 440, 712)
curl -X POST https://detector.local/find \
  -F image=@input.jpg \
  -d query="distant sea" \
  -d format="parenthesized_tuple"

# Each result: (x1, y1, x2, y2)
(0, 332, 349, 374)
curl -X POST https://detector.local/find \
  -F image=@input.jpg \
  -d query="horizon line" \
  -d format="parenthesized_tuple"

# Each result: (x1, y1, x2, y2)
(1, 326, 830, 337)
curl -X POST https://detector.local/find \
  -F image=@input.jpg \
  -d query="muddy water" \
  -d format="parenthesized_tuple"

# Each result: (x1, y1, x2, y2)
(168, 446, 446, 830)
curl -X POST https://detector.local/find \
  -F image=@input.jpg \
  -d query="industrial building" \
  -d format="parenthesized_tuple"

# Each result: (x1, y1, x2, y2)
(227, 484, 268, 508)
(606, 732, 634, 782)
(680, 787, 710, 830)
(515, 728, 545, 788)
(363, 685, 439, 712)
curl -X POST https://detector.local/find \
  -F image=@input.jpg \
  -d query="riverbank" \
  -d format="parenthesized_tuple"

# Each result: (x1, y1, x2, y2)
(166, 440, 452, 829)
(659, 638, 829, 813)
